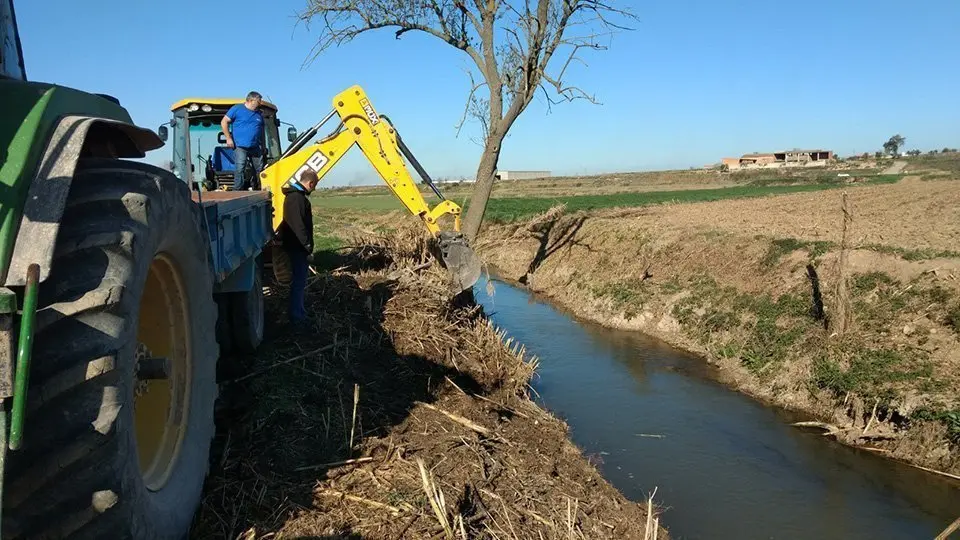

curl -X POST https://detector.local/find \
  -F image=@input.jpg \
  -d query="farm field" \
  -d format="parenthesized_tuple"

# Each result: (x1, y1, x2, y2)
(313, 166, 903, 224)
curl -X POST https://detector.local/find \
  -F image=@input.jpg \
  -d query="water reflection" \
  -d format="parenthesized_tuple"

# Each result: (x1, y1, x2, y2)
(476, 277, 960, 540)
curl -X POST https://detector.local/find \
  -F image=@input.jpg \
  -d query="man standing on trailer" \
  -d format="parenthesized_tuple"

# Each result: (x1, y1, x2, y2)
(221, 91, 265, 190)
(277, 170, 320, 326)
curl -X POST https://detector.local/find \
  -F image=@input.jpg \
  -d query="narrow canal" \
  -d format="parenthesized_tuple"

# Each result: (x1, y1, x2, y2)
(474, 276, 960, 540)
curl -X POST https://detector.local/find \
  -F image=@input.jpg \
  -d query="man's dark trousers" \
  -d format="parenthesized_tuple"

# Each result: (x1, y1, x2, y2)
(287, 248, 308, 323)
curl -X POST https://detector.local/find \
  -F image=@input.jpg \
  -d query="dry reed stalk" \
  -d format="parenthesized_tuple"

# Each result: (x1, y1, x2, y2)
(226, 344, 334, 384)
(444, 376, 532, 420)
(486, 278, 497, 298)
(349, 383, 360, 453)
(791, 421, 848, 437)
(498, 497, 521, 540)
(904, 462, 960, 482)
(390, 514, 421, 540)
(293, 456, 374, 472)
(417, 401, 495, 438)
(862, 398, 879, 436)
(416, 457, 454, 539)
(477, 487, 559, 533)
(316, 489, 404, 515)
(644, 487, 659, 540)
(565, 496, 583, 540)
(936, 515, 960, 540)
(525, 509, 558, 531)
(219, 431, 232, 469)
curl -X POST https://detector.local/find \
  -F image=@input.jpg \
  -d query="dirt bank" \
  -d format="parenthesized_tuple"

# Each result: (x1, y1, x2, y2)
(476, 176, 960, 478)
(190, 228, 667, 539)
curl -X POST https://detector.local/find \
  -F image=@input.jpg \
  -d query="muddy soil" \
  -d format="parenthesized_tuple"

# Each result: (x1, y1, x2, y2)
(190, 230, 666, 539)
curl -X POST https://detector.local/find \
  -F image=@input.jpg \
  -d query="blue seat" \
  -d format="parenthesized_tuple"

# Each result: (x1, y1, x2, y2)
(213, 146, 236, 173)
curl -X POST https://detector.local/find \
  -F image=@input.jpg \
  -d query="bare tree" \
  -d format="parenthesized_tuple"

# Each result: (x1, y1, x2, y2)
(298, 0, 637, 241)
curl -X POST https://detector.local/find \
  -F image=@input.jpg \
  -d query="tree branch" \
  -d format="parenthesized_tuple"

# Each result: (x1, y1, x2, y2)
(298, 0, 487, 71)
(428, 0, 454, 38)
(455, 69, 489, 137)
(454, 0, 483, 31)
(541, 41, 604, 103)
(583, 0, 638, 31)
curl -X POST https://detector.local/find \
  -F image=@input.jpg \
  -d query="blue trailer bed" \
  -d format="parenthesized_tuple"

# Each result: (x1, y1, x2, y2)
(192, 190, 272, 293)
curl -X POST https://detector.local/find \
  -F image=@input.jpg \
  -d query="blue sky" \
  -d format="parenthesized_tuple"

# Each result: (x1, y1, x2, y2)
(16, 0, 960, 186)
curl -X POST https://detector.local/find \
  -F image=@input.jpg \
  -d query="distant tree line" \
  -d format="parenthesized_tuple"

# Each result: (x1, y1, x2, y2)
(834, 134, 957, 160)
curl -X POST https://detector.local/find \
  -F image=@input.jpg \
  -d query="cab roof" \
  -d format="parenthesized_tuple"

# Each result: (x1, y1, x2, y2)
(170, 97, 278, 112)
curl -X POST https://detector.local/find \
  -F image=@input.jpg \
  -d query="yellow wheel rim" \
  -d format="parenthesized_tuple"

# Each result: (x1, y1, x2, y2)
(134, 253, 192, 492)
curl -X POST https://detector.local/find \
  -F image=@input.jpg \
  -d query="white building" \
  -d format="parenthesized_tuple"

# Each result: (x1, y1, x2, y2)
(495, 170, 552, 181)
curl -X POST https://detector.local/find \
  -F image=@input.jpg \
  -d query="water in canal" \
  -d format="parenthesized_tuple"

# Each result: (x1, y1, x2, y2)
(474, 277, 960, 540)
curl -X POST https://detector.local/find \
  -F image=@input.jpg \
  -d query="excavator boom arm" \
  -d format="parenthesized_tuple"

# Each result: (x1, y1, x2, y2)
(260, 85, 480, 292)
(263, 86, 458, 235)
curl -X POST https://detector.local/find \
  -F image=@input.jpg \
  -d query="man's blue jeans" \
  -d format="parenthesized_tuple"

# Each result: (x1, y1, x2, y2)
(288, 248, 308, 323)
(233, 146, 263, 191)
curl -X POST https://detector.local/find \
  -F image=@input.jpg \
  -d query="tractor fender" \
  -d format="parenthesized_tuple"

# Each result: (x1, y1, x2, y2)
(4, 115, 163, 287)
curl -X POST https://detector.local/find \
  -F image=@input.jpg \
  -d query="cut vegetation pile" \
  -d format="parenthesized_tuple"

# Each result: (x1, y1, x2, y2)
(190, 226, 666, 539)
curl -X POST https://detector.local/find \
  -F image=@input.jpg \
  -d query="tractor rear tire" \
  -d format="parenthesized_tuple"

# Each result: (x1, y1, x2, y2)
(4, 158, 219, 539)
(228, 259, 264, 353)
(215, 296, 234, 356)
(270, 243, 292, 285)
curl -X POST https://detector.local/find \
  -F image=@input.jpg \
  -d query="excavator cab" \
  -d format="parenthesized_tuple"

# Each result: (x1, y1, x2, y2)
(158, 98, 287, 191)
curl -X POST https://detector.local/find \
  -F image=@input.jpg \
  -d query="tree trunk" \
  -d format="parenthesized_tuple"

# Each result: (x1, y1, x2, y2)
(461, 132, 504, 241)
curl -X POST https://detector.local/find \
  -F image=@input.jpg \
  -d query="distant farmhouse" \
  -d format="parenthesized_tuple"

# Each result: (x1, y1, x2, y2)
(722, 149, 834, 170)
(495, 170, 552, 181)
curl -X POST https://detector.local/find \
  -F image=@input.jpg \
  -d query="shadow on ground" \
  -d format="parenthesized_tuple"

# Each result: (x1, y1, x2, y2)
(519, 214, 590, 284)
(190, 247, 482, 538)
(310, 244, 393, 274)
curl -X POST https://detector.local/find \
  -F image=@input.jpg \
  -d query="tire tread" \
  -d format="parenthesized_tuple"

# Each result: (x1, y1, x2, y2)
(3, 158, 219, 540)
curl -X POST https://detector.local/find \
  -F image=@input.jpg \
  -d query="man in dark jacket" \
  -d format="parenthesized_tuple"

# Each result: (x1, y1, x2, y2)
(277, 170, 320, 324)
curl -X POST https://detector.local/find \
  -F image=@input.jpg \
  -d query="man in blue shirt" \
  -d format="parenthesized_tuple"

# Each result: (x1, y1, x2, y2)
(220, 91, 265, 190)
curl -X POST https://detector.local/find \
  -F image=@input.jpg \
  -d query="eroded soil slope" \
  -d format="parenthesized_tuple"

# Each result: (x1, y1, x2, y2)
(478, 176, 960, 477)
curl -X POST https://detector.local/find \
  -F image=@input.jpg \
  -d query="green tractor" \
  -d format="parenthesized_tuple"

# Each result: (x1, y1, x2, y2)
(0, 2, 272, 537)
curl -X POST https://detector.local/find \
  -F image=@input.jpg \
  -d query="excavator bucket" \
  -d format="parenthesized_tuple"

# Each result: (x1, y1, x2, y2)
(436, 231, 482, 294)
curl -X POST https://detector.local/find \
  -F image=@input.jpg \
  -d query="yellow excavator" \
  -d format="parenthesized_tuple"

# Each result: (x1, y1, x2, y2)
(189, 85, 482, 293)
